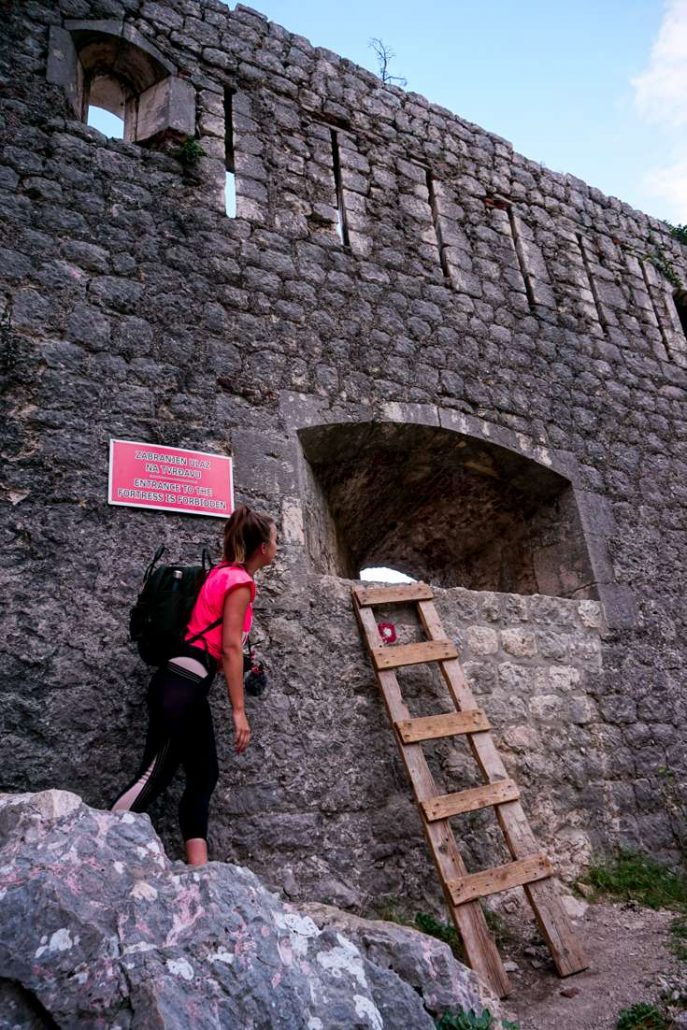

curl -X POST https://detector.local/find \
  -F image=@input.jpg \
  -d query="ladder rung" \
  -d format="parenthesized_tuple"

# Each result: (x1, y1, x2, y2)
(371, 639, 458, 670)
(447, 854, 553, 905)
(352, 583, 434, 606)
(422, 779, 520, 822)
(395, 709, 491, 743)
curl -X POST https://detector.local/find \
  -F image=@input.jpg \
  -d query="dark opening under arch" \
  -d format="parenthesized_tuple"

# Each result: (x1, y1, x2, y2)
(299, 421, 597, 599)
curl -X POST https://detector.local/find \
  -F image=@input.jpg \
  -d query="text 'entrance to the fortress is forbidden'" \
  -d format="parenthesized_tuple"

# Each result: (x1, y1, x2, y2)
(299, 421, 597, 600)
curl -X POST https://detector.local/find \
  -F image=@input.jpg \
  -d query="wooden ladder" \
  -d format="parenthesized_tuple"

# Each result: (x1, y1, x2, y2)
(352, 581, 588, 998)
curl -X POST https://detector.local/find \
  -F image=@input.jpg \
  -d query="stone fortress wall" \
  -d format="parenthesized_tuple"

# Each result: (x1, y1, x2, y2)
(1, 0, 685, 910)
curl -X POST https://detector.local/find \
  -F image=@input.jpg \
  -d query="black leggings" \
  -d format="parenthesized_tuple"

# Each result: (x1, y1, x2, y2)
(111, 662, 219, 841)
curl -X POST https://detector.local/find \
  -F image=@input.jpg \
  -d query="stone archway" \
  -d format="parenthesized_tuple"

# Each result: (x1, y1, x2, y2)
(298, 420, 597, 599)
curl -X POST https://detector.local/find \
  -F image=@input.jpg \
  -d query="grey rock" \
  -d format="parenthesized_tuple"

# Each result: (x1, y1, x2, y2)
(0, 790, 500, 1029)
(302, 904, 511, 1026)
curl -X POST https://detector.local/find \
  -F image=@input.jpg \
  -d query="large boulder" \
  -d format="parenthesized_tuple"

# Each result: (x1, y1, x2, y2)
(302, 903, 506, 1022)
(0, 791, 508, 1028)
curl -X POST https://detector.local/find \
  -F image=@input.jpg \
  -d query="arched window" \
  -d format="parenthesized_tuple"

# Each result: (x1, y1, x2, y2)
(87, 105, 125, 139)
(86, 74, 127, 138)
(47, 21, 195, 145)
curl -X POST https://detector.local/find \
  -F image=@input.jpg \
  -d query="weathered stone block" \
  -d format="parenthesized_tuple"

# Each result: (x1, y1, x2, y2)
(466, 625, 499, 654)
(501, 628, 537, 657)
(135, 76, 196, 142)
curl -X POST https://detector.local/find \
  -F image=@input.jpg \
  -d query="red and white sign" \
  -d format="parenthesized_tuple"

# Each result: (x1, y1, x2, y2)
(108, 439, 234, 519)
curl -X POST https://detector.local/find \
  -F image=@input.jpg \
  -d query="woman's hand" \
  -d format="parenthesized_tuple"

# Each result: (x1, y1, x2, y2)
(233, 709, 251, 753)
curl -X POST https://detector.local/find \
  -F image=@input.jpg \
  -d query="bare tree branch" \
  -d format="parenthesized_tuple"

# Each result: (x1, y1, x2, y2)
(368, 37, 407, 87)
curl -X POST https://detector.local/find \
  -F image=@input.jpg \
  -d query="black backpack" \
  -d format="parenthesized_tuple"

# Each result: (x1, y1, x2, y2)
(129, 545, 221, 666)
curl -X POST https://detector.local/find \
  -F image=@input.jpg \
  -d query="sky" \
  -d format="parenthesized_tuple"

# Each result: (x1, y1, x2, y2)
(88, 2, 687, 222)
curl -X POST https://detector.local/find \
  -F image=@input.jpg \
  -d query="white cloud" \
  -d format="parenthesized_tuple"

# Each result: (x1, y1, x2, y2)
(632, 1, 687, 220)
(644, 151, 687, 218)
(632, 0, 687, 127)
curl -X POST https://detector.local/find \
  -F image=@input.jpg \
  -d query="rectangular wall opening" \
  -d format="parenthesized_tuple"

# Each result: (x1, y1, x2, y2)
(330, 129, 350, 247)
(425, 166, 451, 280)
(224, 88, 236, 218)
(674, 292, 687, 338)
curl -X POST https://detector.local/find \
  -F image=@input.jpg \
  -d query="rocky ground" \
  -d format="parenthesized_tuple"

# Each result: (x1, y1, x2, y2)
(1, 789, 684, 1029)
(0, 790, 510, 1029)
(503, 898, 685, 1030)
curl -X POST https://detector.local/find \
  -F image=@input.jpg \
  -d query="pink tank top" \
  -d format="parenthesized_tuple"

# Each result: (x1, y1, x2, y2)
(184, 563, 255, 660)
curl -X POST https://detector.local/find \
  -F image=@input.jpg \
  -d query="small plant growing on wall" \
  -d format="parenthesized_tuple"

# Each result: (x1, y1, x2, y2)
(649, 250, 681, 288)
(666, 222, 687, 247)
(175, 136, 206, 167)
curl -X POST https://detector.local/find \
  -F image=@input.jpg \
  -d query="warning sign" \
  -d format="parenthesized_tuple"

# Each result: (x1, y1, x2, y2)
(108, 439, 233, 519)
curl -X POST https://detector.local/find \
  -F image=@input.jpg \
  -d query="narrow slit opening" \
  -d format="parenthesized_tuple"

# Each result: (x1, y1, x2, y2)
(224, 88, 236, 218)
(577, 232, 608, 332)
(508, 206, 536, 312)
(674, 291, 687, 338)
(425, 167, 451, 280)
(330, 129, 350, 247)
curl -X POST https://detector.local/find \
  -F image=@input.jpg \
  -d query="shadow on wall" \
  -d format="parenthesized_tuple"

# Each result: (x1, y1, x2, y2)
(299, 421, 597, 600)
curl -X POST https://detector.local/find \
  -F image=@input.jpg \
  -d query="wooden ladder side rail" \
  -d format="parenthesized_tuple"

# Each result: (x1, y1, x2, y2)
(353, 601, 512, 998)
(417, 598, 588, 978)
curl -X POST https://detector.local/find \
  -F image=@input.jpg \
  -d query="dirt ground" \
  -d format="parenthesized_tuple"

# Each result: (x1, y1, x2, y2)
(501, 899, 684, 1030)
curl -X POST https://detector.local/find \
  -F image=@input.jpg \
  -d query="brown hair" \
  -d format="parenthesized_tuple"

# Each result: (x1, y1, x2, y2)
(223, 504, 274, 564)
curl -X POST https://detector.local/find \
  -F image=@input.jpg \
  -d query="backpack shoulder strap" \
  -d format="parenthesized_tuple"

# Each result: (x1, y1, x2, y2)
(186, 615, 224, 645)
(143, 544, 165, 583)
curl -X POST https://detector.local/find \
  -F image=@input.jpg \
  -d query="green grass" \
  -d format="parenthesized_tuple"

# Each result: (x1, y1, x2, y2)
(373, 903, 511, 963)
(615, 1002, 670, 1030)
(435, 1008, 519, 1030)
(414, 911, 465, 960)
(582, 851, 687, 912)
(373, 900, 414, 927)
(670, 915, 687, 961)
(484, 907, 512, 948)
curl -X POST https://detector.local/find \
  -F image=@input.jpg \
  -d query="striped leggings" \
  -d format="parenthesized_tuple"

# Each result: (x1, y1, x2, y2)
(111, 657, 219, 841)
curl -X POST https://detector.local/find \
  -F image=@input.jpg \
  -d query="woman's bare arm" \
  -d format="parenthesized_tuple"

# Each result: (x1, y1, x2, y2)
(221, 585, 252, 753)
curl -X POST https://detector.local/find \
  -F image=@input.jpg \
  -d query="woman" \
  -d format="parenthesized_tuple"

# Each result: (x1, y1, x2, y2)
(111, 505, 277, 866)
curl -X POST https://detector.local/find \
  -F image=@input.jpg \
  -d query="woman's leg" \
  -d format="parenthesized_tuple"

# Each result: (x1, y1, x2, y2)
(184, 838, 208, 865)
(111, 671, 192, 815)
(178, 695, 219, 864)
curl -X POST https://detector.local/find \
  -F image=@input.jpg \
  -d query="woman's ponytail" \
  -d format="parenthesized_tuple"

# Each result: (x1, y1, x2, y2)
(223, 504, 274, 564)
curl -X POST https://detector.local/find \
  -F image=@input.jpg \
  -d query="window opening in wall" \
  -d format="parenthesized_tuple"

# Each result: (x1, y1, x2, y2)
(360, 567, 416, 584)
(224, 88, 236, 218)
(330, 129, 350, 247)
(85, 72, 128, 139)
(48, 24, 195, 146)
(424, 166, 451, 280)
(507, 204, 537, 313)
(578, 232, 608, 332)
(299, 421, 599, 601)
(674, 290, 687, 338)
(87, 105, 124, 139)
